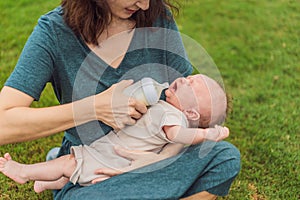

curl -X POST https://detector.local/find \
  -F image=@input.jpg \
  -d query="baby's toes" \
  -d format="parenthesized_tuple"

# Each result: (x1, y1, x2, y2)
(4, 153, 12, 160)
(0, 157, 8, 168)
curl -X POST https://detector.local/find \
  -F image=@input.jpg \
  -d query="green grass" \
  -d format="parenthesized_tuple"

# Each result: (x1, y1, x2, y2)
(0, 0, 299, 199)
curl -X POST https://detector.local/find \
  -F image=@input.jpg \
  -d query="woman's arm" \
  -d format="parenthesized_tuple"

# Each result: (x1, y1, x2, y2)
(0, 86, 76, 145)
(0, 81, 147, 145)
(163, 125, 230, 145)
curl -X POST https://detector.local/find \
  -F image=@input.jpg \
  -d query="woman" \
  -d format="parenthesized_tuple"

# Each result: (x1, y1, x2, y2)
(0, 0, 240, 199)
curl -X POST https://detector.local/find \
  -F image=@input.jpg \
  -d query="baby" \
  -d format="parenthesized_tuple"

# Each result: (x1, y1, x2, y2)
(0, 74, 229, 193)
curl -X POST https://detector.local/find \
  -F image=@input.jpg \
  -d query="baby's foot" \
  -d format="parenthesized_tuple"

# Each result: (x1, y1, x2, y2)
(0, 153, 28, 184)
(34, 177, 69, 193)
(34, 181, 48, 193)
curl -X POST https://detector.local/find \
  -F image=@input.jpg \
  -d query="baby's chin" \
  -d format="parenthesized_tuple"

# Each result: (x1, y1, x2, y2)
(165, 90, 174, 102)
(165, 89, 182, 108)
(164, 88, 169, 93)
(165, 87, 176, 96)
(165, 96, 171, 104)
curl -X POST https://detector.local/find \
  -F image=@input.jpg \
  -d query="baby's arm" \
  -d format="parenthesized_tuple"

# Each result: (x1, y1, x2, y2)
(163, 125, 229, 145)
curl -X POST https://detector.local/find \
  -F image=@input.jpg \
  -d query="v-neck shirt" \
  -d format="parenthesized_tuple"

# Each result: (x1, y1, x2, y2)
(5, 6, 193, 145)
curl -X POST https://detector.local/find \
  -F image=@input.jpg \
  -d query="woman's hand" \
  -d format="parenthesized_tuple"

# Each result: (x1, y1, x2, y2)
(95, 80, 147, 130)
(91, 144, 184, 184)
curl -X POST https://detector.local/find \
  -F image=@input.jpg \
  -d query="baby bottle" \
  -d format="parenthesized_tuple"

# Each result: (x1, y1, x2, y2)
(123, 77, 169, 106)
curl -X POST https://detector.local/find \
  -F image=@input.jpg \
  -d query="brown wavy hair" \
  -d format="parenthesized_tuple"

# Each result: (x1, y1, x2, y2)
(61, 0, 179, 45)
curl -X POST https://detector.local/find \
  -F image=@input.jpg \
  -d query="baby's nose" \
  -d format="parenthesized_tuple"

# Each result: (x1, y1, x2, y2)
(179, 78, 187, 84)
(184, 78, 192, 85)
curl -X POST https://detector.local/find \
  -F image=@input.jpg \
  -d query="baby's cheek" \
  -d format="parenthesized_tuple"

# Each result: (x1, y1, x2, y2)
(170, 98, 182, 110)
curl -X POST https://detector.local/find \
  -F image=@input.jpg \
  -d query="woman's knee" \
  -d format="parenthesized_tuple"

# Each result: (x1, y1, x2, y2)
(215, 141, 241, 177)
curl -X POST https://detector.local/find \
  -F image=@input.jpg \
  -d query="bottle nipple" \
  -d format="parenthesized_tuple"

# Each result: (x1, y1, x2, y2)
(123, 77, 169, 106)
(141, 77, 169, 105)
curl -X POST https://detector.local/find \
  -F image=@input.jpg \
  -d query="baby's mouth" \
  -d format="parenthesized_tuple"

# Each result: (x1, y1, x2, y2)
(171, 82, 177, 92)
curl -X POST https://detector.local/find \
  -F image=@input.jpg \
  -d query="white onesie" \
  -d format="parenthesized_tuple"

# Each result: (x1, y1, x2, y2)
(70, 100, 188, 186)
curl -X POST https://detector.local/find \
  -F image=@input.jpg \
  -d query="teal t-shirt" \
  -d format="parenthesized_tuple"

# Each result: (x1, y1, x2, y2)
(5, 7, 193, 145)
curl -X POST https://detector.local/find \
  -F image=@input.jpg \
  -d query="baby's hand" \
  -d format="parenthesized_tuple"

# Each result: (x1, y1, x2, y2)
(206, 125, 229, 141)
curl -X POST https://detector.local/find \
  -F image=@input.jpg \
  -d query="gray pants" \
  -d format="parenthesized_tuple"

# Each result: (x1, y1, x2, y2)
(54, 139, 240, 200)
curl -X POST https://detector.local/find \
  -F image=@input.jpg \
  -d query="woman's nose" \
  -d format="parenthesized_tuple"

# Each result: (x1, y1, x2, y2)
(136, 0, 150, 11)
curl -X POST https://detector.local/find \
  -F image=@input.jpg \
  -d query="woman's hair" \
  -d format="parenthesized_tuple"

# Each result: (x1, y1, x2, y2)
(61, 0, 179, 45)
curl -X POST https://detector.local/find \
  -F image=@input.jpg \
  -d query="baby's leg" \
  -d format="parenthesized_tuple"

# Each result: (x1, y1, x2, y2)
(34, 177, 69, 193)
(0, 153, 76, 184)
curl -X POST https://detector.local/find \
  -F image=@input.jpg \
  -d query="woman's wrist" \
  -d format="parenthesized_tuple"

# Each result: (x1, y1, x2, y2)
(72, 95, 99, 125)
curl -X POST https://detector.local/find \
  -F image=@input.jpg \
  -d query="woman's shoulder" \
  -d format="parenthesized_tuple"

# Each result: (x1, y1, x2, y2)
(34, 6, 76, 42)
(153, 9, 177, 30)
(37, 6, 67, 30)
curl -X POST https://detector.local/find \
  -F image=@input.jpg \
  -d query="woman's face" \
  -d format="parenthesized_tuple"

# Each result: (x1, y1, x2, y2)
(107, 0, 150, 20)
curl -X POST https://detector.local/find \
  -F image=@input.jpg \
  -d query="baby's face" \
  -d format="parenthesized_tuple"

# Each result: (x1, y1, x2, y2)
(165, 75, 211, 113)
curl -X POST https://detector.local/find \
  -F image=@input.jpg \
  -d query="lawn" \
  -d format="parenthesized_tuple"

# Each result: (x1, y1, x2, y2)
(0, 0, 299, 199)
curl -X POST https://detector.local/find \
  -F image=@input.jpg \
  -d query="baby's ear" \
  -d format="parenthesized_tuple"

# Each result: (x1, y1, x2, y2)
(183, 108, 200, 128)
(183, 108, 200, 120)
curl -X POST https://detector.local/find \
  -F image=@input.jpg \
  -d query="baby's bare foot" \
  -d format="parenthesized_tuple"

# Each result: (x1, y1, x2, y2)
(34, 181, 47, 193)
(0, 153, 28, 184)
(34, 177, 69, 193)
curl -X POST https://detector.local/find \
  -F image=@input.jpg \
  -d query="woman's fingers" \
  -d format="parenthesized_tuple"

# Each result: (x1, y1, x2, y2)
(127, 105, 142, 120)
(116, 80, 147, 116)
(112, 81, 147, 123)
(122, 116, 136, 127)
(91, 176, 110, 184)
(113, 145, 171, 172)
(93, 167, 122, 183)
(128, 98, 147, 115)
(96, 145, 179, 177)
(94, 168, 122, 177)
(113, 145, 140, 161)
(94, 79, 148, 129)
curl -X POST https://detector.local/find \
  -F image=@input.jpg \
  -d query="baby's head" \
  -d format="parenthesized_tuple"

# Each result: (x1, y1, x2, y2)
(165, 74, 227, 128)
